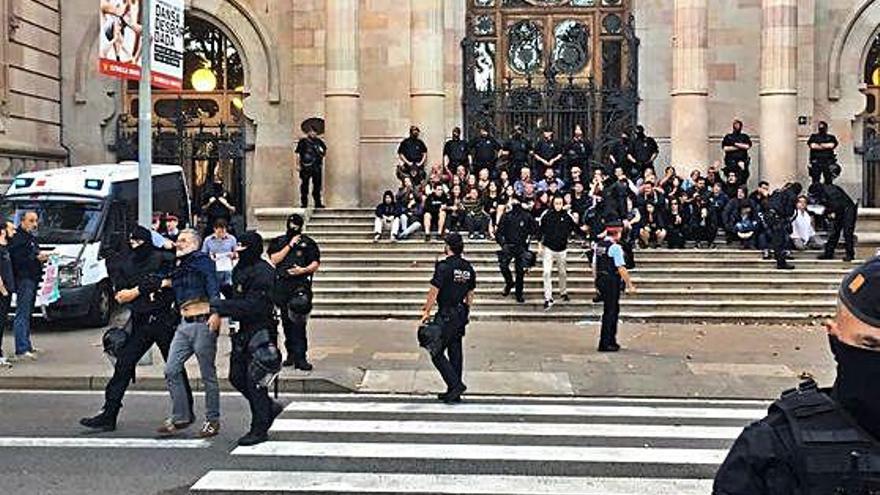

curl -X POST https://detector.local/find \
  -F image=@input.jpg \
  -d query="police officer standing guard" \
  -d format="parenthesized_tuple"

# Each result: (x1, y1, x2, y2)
(714, 257, 880, 494)
(211, 232, 284, 446)
(721, 120, 753, 186)
(420, 233, 476, 404)
(268, 214, 321, 370)
(295, 126, 327, 209)
(443, 127, 469, 173)
(501, 125, 532, 176)
(807, 121, 840, 186)
(593, 221, 635, 352)
(80, 226, 193, 431)
(495, 200, 538, 304)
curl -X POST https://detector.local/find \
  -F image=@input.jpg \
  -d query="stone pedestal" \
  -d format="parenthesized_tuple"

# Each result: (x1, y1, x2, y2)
(670, 0, 709, 170)
(324, 0, 361, 207)
(760, 0, 798, 186)
(410, 0, 445, 165)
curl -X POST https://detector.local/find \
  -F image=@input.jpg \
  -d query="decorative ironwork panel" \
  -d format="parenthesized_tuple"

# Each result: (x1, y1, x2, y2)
(553, 20, 589, 75)
(507, 20, 544, 75)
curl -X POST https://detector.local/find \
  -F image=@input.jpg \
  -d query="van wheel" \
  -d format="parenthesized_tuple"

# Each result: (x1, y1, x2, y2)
(83, 283, 113, 328)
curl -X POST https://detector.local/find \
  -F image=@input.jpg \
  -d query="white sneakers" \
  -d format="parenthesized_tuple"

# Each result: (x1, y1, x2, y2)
(0, 356, 11, 367)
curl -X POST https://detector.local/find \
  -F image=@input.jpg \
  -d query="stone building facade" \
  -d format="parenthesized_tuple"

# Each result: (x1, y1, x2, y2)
(0, 0, 65, 182)
(19, 0, 880, 216)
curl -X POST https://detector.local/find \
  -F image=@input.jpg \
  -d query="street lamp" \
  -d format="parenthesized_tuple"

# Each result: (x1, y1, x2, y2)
(192, 66, 217, 92)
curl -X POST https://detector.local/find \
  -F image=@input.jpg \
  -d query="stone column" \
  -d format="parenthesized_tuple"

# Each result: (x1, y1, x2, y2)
(760, 0, 799, 186)
(410, 0, 446, 165)
(324, 0, 361, 207)
(670, 0, 709, 170)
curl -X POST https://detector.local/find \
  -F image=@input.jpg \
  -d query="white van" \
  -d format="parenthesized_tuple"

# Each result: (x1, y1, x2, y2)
(1, 162, 191, 327)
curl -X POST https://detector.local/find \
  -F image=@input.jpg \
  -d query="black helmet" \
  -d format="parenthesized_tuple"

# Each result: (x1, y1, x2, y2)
(287, 288, 313, 316)
(417, 318, 444, 357)
(247, 330, 282, 387)
(102, 327, 129, 360)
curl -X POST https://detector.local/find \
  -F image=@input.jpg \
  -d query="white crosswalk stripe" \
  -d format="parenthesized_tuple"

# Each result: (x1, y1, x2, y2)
(191, 395, 767, 494)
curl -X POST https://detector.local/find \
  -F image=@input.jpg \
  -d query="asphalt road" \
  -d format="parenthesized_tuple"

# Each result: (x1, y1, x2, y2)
(0, 390, 767, 495)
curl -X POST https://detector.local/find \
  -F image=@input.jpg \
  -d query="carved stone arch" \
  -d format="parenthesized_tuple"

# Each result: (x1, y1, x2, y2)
(827, 0, 880, 102)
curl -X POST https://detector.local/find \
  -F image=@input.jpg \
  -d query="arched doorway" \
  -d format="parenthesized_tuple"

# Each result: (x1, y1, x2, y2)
(462, 0, 638, 164)
(113, 14, 249, 230)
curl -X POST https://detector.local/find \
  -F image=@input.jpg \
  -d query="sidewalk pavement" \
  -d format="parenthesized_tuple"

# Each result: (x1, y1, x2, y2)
(0, 318, 835, 399)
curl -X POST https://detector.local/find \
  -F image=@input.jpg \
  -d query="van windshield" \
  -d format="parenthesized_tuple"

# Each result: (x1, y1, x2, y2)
(0, 198, 105, 244)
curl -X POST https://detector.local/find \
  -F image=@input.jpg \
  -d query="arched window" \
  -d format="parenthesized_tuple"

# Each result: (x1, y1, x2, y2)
(864, 32, 880, 86)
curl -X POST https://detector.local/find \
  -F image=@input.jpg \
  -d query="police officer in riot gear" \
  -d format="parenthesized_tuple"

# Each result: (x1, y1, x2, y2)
(808, 121, 840, 186)
(420, 233, 476, 404)
(495, 200, 538, 304)
(722, 120, 753, 186)
(211, 231, 284, 446)
(813, 183, 858, 262)
(765, 182, 801, 270)
(268, 214, 321, 370)
(592, 221, 635, 352)
(80, 226, 193, 431)
(295, 127, 327, 209)
(714, 257, 880, 494)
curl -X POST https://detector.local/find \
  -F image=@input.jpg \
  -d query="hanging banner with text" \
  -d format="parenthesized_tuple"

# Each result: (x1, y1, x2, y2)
(98, 0, 185, 90)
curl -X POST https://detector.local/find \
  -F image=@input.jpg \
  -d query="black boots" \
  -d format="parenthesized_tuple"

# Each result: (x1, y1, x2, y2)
(80, 408, 119, 432)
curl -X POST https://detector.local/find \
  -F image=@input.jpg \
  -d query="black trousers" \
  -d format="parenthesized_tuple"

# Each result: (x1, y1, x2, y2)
(596, 274, 621, 349)
(431, 333, 464, 391)
(768, 221, 790, 266)
(0, 295, 9, 358)
(824, 206, 857, 259)
(279, 309, 309, 363)
(498, 247, 527, 298)
(229, 330, 274, 434)
(809, 160, 837, 185)
(104, 313, 193, 415)
(299, 167, 323, 207)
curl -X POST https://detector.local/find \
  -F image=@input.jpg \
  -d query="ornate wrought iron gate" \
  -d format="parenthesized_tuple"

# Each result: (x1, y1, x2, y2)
(863, 117, 880, 207)
(112, 97, 248, 230)
(463, 0, 639, 166)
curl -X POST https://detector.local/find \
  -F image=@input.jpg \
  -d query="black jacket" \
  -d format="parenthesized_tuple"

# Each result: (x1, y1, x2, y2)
(496, 207, 537, 249)
(211, 260, 276, 334)
(819, 184, 856, 215)
(538, 209, 577, 252)
(108, 247, 176, 317)
(9, 227, 42, 282)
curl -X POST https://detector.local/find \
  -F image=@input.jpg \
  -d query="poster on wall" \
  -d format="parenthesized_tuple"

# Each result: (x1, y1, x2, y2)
(98, 0, 184, 90)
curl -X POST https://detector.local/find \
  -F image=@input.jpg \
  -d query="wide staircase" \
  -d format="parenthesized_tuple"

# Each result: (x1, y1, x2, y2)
(255, 208, 880, 324)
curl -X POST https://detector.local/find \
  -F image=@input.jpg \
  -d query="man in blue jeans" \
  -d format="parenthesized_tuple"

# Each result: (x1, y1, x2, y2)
(123, 229, 222, 437)
(9, 211, 48, 361)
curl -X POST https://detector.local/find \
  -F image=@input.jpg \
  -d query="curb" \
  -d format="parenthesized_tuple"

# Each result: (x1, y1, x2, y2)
(0, 367, 362, 394)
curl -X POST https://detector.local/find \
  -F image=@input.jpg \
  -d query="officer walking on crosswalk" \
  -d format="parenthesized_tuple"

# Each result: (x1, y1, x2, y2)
(713, 257, 880, 494)
(420, 233, 476, 404)
(592, 221, 635, 352)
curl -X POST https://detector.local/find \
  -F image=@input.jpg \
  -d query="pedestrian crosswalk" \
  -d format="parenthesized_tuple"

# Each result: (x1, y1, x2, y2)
(191, 394, 768, 494)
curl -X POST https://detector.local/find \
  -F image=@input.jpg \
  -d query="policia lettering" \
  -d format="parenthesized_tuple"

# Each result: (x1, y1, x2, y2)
(714, 257, 880, 494)
(420, 233, 476, 404)
(210, 231, 284, 447)
(268, 214, 321, 370)
(81, 226, 194, 432)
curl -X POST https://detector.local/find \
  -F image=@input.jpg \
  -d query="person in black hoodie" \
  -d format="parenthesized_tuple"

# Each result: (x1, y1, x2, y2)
(496, 200, 538, 303)
(374, 190, 403, 242)
(211, 231, 284, 446)
(538, 195, 578, 310)
(80, 226, 193, 432)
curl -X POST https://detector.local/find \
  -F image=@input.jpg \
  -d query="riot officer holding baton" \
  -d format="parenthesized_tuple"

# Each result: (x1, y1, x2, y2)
(420, 233, 476, 404)
(268, 214, 321, 370)
(210, 231, 284, 446)
(592, 221, 635, 352)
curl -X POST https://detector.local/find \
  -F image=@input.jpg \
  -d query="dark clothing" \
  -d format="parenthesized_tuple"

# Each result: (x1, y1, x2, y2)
(229, 330, 275, 434)
(0, 295, 9, 358)
(603, 181, 631, 221)
(200, 186, 235, 227)
(268, 235, 320, 363)
(628, 135, 659, 170)
(534, 138, 562, 173)
(609, 140, 630, 169)
(430, 255, 476, 312)
(594, 237, 623, 349)
(168, 251, 220, 306)
(398, 137, 428, 164)
(0, 245, 15, 294)
(496, 207, 537, 298)
(295, 137, 327, 168)
(9, 227, 41, 283)
(819, 184, 857, 259)
(299, 167, 323, 208)
(807, 132, 838, 163)
(104, 313, 192, 415)
(538, 210, 578, 252)
(375, 202, 402, 218)
(503, 136, 532, 170)
(722, 131, 752, 165)
(424, 193, 449, 216)
(564, 138, 592, 172)
(431, 334, 463, 392)
(469, 136, 502, 172)
(713, 381, 880, 495)
(443, 138, 469, 169)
